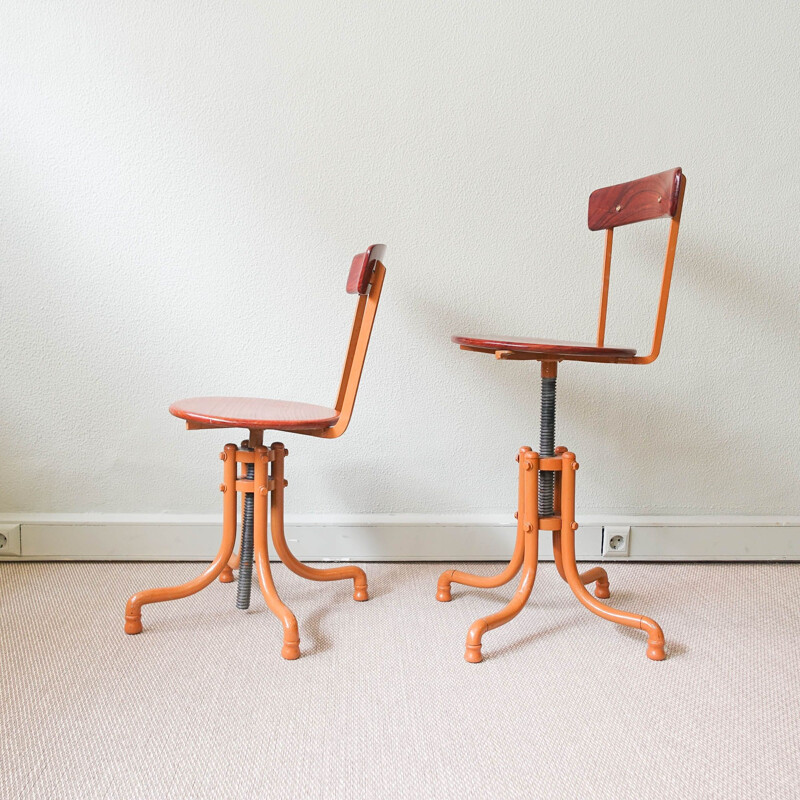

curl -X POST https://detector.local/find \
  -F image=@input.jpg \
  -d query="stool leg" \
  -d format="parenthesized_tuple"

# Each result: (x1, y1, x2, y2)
(553, 531, 610, 599)
(551, 454, 610, 598)
(219, 487, 244, 583)
(464, 451, 540, 663)
(252, 445, 300, 660)
(437, 447, 530, 602)
(124, 443, 239, 634)
(558, 451, 665, 661)
(269, 443, 368, 602)
(219, 554, 237, 584)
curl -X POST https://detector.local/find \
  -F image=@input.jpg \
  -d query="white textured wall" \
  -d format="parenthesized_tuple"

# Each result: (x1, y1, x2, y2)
(1, 2, 798, 517)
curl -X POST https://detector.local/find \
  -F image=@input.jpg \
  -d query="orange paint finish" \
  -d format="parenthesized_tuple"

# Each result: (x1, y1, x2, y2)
(313, 260, 385, 438)
(557, 452, 665, 661)
(125, 246, 386, 657)
(464, 451, 541, 663)
(252, 444, 300, 660)
(437, 446, 531, 602)
(269, 443, 368, 601)
(124, 443, 239, 635)
(438, 448, 666, 663)
(443, 171, 683, 663)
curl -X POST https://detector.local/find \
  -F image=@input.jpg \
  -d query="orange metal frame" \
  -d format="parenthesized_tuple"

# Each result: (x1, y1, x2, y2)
(438, 172, 686, 663)
(124, 258, 385, 659)
(437, 411, 665, 664)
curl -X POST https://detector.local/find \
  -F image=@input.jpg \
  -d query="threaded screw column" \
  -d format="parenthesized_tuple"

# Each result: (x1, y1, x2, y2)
(236, 453, 255, 610)
(538, 373, 556, 516)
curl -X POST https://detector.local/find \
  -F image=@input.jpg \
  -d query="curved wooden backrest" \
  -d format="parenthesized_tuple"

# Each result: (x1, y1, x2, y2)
(588, 168, 683, 230)
(592, 169, 686, 364)
(347, 244, 386, 294)
(310, 245, 387, 439)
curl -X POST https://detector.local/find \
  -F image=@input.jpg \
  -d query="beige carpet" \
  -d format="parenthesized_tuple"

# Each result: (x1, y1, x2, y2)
(1, 561, 799, 799)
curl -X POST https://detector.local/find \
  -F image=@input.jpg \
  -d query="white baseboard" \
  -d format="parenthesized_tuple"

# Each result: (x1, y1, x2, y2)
(1, 514, 799, 562)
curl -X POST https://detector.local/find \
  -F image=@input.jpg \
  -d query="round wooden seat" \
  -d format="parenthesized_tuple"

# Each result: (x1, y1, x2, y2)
(169, 397, 340, 431)
(452, 334, 636, 362)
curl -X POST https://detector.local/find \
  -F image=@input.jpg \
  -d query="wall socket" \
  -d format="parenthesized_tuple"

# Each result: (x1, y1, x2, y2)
(601, 525, 630, 557)
(0, 524, 22, 557)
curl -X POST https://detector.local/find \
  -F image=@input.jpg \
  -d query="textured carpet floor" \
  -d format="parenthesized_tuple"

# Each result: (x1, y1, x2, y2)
(1, 561, 799, 799)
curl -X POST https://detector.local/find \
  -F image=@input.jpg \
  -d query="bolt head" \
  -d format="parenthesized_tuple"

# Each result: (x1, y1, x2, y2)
(571, 522, 579, 530)
(259, 486, 268, 496)
(219, 483, 226, 493)
(219, 452, 226, 461)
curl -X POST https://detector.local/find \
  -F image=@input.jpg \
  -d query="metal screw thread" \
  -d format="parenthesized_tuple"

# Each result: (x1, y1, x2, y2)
(235, 455, 255, 610)
(538, 375, 556, 516)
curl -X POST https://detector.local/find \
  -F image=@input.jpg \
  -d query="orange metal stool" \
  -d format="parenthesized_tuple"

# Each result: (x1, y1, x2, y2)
(124, 245, 387, 659)
(438, 168, 686, 663)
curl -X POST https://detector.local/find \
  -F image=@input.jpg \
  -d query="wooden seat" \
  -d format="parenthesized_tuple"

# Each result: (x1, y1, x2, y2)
(452, 334, 636, 362)
(169, 396, 340, 431)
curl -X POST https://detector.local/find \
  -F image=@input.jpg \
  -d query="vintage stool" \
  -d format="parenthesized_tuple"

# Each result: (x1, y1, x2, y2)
(124, 245, 387, 659)
(438, 168, 686, 663)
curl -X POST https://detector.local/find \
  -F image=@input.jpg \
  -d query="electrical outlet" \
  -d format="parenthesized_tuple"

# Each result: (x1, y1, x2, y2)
(602, 525, 630, 557)
(0, 524, 21, 557)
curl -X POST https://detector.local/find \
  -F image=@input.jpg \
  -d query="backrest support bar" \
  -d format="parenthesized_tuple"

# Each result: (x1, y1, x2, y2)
(311, 247, 386, 439)
(591, 169, 686, 363)
(631, 175, 685, 364)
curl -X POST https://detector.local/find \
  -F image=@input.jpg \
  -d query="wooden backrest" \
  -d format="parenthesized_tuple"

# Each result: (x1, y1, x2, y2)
(310, 245, 387, 439)
(588, 168, 683, 230)
(592, 169, 686, 364)
(347, 244, 386, 294)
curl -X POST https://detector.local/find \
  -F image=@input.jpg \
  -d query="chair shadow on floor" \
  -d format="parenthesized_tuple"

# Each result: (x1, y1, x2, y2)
(249, 562, 396, 658)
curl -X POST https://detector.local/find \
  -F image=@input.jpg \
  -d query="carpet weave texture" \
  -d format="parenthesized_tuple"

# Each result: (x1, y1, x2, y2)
(1, 561, 799, 799)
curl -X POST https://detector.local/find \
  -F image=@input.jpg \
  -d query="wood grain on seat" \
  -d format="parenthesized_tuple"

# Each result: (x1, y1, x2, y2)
(452, 334, 636, 361)
(169, 397, 340, 431)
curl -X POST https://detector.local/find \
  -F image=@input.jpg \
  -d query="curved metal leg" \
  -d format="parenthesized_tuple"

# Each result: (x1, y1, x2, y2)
(253, 445, 300, 660)
(464, 451, 540, 663)
(125, 443, 239, 634)
(552, 531, 610, 599)
(220, 491, 244, 582)
(559, 451, 665, 661)
(551, 446, 609, 598)
(270, 443, 368, 602)
(437, 447, 530, 602)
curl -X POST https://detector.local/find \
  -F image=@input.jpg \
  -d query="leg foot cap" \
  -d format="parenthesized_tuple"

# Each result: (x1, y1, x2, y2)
(124, 616, 142, 635)
(464, 644, 483, 663)
(436, 587, 452, 602)
(646, 643, 666, 661)
(281, 641, 301, 660)
(595, 583, 610, 599)
(353, 587, 369, 602)
(219, 567, 235, 583)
